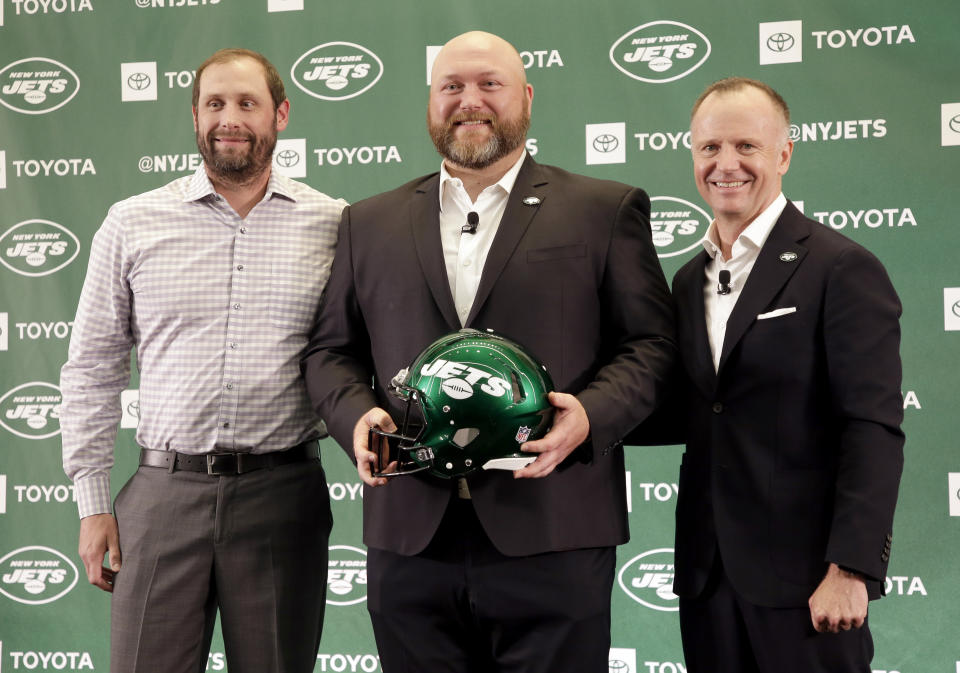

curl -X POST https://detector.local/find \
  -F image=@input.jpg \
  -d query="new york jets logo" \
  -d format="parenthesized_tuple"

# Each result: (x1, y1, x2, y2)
(0, 546, 79, 605)
(0, 57, 80, 115)
(327, 545, 367, 606)
(291, 42, 383, 101)
(649, 196, 712, 258)
(610, 21, 711, 83)
(0, 381, 62, 440)
(420, 359, 510, 398)
(0, 219, 80, 277)
(617, 548, 678, 611)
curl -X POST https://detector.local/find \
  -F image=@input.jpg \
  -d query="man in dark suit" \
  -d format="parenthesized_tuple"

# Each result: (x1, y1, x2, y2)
(302, 30, 675, 673)
(671, 77, 904, 672)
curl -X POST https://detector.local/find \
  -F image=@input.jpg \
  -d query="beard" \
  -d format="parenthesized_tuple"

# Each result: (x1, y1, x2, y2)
(195, 126, 277, 185)
(428, 109, 529, 170)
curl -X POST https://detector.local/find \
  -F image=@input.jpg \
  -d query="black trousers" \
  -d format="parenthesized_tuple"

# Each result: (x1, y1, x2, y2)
(679, 556, 874, 673)
(367, 497, 615, 673)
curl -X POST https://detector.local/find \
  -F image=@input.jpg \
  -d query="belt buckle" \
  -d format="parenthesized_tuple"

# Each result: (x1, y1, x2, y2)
(206, 453, 236, 476)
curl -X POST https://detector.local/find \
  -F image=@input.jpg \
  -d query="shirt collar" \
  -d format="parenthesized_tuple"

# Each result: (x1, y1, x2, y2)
(183, 165, 293, 203)
(265, 170, 296, 202)
(701, 192, 787, 260)
(438, 150, 527, 211)
(184, 165, 217, 202)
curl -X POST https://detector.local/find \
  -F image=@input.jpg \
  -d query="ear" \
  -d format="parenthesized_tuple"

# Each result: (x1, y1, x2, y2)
(525, 83, 534, 115)
(777, 139, 794, 176)
(192, 106, 198, 133)
(275, 99, 290, 132)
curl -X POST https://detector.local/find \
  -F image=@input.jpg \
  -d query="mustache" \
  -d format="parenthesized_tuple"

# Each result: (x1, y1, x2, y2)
(209, 130, 255, 143)
(448, 112, 494, 125)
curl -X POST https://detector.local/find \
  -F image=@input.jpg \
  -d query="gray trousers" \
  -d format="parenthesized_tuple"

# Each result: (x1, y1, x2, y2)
(110, 458, 332, 673)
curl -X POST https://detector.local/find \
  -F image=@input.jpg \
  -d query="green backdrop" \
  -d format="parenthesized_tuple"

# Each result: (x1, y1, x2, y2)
(2, 1, 958, 671)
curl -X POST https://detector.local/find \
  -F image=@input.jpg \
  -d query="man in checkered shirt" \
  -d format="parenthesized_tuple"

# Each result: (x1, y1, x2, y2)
(60, 48, 346, 673)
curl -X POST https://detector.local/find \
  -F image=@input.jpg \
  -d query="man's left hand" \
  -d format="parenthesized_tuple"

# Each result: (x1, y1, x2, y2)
(515, 392, 589, 479)
(808, 562, 868, 633)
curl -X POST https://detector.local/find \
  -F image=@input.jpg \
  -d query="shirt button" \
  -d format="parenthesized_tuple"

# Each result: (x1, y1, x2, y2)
(233, 303, 241, 310)
(229, 342, 238, 349)
(237, 264, 244, 271)
(712, 402, 724, 414)
(239, 227, 247, 234)
(225, 383, 233, 390)
(223, 422, 230, 428)
(462, 259, 472, 267)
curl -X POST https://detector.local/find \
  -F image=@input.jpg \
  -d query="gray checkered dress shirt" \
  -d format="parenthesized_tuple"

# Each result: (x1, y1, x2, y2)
(61, 166, 346, 518)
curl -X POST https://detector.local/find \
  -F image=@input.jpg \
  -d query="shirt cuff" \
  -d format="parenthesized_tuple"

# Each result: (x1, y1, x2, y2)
(74, 474, 113, 519)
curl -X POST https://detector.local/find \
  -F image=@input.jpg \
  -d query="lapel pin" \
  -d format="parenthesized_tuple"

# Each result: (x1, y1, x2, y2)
(522, 196, 541, 206)
(779, 252, 798, 262)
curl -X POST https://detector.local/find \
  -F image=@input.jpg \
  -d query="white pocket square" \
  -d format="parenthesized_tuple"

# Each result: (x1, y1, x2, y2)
(757, 307, 797, 320)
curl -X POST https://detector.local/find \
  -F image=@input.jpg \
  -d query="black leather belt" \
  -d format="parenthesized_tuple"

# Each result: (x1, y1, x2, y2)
(139, 440, 318, 476)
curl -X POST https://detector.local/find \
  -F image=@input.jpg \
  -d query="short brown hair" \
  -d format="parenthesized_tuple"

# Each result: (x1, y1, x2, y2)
(691, 76, 790, 129)
(192, 48, 286, 111)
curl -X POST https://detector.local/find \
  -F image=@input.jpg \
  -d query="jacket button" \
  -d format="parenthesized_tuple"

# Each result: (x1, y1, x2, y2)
(712, 402, 724, 414)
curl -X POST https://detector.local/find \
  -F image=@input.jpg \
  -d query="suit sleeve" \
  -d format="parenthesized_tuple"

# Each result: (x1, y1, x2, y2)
(301, 205, 378, 458)
(576, 187, 678, 452)
(822, 245, 904, 582)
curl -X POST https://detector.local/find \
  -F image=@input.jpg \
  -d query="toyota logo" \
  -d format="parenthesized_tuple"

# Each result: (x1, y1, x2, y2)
(127, 72, 151, 91)
(593, 134, 619, 153)
(950, 114, 960, 134)
(275, 149, 300, 167)
(767, 33, 796, 52)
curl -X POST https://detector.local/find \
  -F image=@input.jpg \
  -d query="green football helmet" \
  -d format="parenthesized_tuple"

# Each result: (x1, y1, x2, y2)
(371, 328, 555, 479)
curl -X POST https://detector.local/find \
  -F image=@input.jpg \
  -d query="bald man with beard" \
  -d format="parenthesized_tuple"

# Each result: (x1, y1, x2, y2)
(302, 31, 676, 673)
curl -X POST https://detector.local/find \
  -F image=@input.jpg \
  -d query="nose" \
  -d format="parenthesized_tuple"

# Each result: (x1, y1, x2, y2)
(458, 84, 483, 111)
(715, 145, 739, 171)
(218, 102, 242, 128)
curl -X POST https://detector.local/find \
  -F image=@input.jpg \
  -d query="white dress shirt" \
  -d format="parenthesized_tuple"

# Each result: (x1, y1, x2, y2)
(438, 151, 526, 326)
(702, 193, 787, 371)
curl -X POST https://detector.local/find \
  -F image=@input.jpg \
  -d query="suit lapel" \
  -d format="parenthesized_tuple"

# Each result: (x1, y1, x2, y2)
(465, 156, 546, 326)
(717, 204, 810, 372)
(410, 175, 461, 330)
(679, 251, 718, 399)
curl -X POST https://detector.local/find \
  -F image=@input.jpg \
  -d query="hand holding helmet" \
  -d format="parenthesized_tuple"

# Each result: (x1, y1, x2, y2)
(369, 328, 556, 479)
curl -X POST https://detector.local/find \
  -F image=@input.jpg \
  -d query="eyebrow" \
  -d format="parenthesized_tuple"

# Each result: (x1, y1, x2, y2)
(202, 91, 265, 100)
(437, 69, 506, 81)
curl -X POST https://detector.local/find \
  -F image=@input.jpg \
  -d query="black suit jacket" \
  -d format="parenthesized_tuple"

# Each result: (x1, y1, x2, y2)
(302, 155, 676, 556)
(670, 201, 904, 607)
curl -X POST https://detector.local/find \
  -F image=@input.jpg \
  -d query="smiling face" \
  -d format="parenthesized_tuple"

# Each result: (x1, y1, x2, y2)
(690, 85, 793, 234)
(192, 56, 289, 185)
(427, 31, 533, 172)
